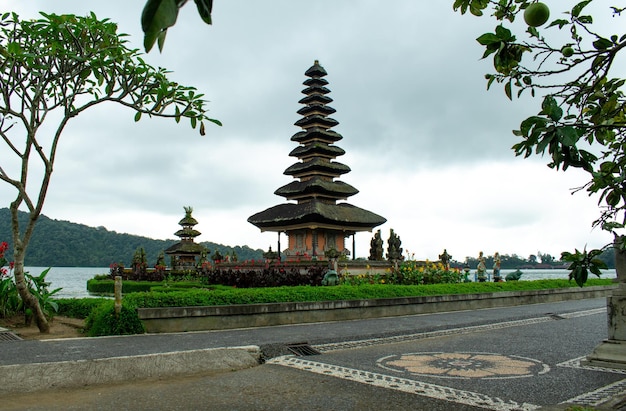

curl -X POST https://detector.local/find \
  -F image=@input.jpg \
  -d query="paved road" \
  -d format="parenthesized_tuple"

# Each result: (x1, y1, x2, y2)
(2, 298, 626, 410)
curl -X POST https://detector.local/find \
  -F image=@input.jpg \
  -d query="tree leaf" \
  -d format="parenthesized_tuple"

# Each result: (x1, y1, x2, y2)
(541, 96, 563, 120)
(141, 0, 179, 52)
(79, 67, 91, 79)
(536, 133, 554, 154)
(193, 0, 213, 25)
(557, 126, 578, 146)
(476, 33, 500, 45)
(607, 190, 621, 207)
(572, 0, 592, 18)
(505, 81, 512, 100)
(593, 37, 613, 51)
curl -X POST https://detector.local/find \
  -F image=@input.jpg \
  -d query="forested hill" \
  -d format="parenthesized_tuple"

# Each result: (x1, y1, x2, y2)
(0, 208, 264, 267)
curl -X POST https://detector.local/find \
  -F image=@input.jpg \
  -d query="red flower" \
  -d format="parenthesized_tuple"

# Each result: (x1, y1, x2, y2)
(9, 261, 14, 270)
(0, 241, 8, 258)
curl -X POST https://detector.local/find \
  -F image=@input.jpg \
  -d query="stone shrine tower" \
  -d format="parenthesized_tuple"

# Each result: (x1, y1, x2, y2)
(248, 61, 386, 261)
(165, 206, 207, 269)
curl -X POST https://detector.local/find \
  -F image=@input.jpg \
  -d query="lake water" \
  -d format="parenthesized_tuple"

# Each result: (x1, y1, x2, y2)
(20, 267, 619, 299)
(24, 267, 109, 299)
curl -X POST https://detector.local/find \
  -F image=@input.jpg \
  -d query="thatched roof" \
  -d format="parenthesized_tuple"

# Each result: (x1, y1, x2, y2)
(248, 200, 386, 232)
(275, 177, 358, 199)
(165, 241, 206, 255)
(283, 158, 350, 177)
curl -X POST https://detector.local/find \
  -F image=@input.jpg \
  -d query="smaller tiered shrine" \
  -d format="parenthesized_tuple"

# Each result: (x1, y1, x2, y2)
(165, 206, 207, 269)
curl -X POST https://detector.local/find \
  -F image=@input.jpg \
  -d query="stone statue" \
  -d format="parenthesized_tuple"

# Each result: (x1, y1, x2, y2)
(493, 252, 502, 281)
(212, 249, 223, 262)
(476, 251, 486, 281)
(386, 229, 404, 262)
(439, 249, 451, 270)
(322, 269, 339, 286)
(369, 230, 384, 261)
(155, 251, 166, 269)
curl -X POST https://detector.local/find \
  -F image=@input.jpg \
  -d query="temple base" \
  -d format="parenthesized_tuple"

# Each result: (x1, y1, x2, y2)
(584, 339, 626, 369)
(584, 282, 626, 369)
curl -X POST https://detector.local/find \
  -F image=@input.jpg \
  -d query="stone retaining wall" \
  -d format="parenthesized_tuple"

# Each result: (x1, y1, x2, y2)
(137, 285, 615, 333)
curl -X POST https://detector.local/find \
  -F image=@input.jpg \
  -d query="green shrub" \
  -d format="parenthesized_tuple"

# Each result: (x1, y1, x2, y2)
(84, 301, 145, 337)
(122, 278, 614, 309)
(87, 279, 155, 294)
(56, 298, 108, 319)
(151, 281, 216, 292)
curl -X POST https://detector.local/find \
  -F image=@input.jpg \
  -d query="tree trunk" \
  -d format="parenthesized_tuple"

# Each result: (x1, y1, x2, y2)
(12, 216, 50, 333)
(12, 240, 49, 333)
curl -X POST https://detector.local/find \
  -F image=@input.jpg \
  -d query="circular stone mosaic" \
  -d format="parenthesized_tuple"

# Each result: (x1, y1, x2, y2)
(377, 352, 550, 380)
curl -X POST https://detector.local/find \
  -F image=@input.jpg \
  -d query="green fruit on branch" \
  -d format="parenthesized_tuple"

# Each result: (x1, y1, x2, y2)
(524, 2, 550, 27)
(561, 46, 574, 57)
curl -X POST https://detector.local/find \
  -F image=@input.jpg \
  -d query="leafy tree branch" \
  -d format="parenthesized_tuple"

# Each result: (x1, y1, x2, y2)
(0, 11, 220, 332)
(453, 0, 626, 285)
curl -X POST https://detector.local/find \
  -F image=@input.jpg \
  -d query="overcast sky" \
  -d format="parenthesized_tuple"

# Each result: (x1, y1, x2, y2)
(2, 1, 620, 262)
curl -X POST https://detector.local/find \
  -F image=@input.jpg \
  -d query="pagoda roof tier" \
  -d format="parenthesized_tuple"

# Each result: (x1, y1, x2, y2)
(303, 77, 328, 87)
(291, 127, 343, 143)
(294, 115, 338, 129)
(289, 143, 345, 159)
(165, 241, 206, 255)
(301, 86, 331, 96)
(298, 94, 333, 106)
(274, 177, 359, 200)
(297, 104, 336, 117)
(305, 61, 328, 77)
(284, 158, 350, 177)
(178, 215, 198, 226)
(248, 200, 386, 232)
(174, 228, 201, 238)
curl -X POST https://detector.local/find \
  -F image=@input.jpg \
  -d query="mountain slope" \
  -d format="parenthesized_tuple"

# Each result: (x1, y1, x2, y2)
(0, 208, 263, 266)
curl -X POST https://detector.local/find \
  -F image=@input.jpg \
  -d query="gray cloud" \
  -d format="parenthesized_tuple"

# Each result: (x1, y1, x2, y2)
(1, 0, 616, 259)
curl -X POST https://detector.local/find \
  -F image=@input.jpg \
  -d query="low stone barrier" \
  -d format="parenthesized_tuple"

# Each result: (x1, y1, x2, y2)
(1, 346, 261, 394)
(137, 285, 615, 333)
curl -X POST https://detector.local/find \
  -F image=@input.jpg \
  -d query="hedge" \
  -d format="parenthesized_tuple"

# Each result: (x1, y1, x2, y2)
(123, 278, 614, 308)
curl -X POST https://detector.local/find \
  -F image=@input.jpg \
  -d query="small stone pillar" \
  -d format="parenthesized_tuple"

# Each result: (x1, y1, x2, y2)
(114, 275, 122, 317)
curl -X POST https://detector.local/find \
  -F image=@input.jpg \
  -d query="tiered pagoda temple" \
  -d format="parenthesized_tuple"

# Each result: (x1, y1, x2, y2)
(165, 206, 207, 268)
(248, 60, 386, 261)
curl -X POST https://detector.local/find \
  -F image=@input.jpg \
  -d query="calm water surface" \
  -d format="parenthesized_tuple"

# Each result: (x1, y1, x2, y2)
(22, 267, 618, 299)
(25, 267, 108, 299)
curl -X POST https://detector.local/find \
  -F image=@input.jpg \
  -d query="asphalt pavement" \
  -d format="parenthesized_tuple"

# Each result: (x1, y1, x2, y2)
(1, 297, 626, 410)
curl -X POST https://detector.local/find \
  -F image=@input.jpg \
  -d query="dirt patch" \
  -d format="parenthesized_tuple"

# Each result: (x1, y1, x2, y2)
(0, 315, 86, 340)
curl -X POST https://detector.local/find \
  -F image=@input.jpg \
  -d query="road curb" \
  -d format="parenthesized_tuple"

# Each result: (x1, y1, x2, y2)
(0, 345, 261, 394)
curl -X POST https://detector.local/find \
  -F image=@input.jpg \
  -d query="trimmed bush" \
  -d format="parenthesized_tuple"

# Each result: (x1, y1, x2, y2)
(122, 278, 614, 309)
(86, 279, 215, 294)
(84, 301, 145, 337)
(87, 279, 156, 294)
(56, 298, 108, 319)
(202, 265, 326, 288)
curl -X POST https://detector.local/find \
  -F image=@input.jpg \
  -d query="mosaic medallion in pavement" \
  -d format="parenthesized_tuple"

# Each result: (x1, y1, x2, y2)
(377, 351, 550, 380)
